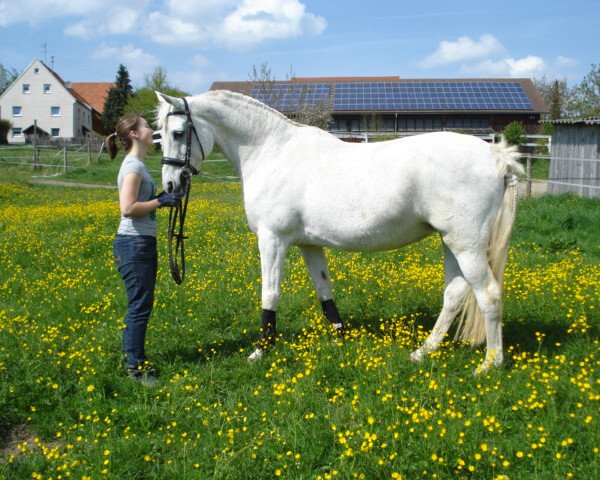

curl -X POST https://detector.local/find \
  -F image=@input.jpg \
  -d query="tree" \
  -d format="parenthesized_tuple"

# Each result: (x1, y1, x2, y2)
(0, 64, 19, 96)
(103, 64, 133, 133)
(548, 80, 562, 120)
(572, 63, 600, 118)
(249, 62, 333, 130)
(123, 66, 188, 126)
(533, 76, 577, 119)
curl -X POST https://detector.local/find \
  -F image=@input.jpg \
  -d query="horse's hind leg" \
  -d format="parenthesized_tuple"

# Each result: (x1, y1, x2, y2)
(299, 245, 344, 335)
(410, 241, 469, 362)
(248, 229, 289, 362)
(453, 250, 504, 374)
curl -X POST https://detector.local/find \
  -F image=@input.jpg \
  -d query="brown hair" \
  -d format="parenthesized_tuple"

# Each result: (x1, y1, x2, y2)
(106, 114, 142, 159)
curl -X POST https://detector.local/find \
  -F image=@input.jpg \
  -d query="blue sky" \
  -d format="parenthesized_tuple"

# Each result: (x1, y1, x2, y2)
(0, 0, 597, 93)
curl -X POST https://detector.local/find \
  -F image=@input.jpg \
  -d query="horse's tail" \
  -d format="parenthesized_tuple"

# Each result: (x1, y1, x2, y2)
(455, 137, 522, 345)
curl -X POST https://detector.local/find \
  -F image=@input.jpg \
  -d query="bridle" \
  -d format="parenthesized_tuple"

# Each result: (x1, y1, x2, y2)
(160, 97, 204, 285)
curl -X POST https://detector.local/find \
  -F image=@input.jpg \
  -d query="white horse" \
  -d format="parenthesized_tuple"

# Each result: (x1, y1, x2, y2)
(156, 90, 523, 374)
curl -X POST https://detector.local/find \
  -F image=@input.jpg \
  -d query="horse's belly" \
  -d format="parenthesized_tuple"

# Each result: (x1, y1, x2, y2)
(297, 216, 434, 252)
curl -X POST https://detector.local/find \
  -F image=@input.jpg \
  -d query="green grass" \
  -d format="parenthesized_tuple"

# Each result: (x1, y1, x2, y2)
(0, 175, 598, 479)
(0, 145, 236, 186)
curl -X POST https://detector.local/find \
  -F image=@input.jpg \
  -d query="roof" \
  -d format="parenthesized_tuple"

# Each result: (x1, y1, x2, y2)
(209, 77, 547, 114)
(70, 82, 113, 113)
(543, 116, 600, 125)
(23, 124, 49, 135)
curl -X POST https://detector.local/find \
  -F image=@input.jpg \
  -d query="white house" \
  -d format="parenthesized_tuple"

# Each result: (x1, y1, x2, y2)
(0, 60, 111, 144)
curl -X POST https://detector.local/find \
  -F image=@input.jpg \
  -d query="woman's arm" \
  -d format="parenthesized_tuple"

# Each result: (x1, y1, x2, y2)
(119, 173, 160, 218)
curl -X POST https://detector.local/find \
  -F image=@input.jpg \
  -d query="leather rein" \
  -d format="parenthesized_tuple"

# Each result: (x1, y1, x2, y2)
(160, 98, 204, 285)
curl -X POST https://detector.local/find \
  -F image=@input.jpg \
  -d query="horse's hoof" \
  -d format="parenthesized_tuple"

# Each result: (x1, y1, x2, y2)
(410, 349, 424, 363)
(247, 348, 264, 362)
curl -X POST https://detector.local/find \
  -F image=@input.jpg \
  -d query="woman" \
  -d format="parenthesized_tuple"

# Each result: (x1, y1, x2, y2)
(107, 115, 180, 386)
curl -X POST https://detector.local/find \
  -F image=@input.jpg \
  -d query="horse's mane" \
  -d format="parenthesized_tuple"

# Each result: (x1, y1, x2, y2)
(155, 90, 303, 129)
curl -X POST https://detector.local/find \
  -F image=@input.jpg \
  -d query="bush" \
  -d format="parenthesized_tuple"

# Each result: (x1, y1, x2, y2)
(0, 119, 11, 145)
(502, 121, 526, 146)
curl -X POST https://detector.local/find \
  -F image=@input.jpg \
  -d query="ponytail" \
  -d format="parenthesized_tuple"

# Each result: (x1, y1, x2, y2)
(106, 133, 118, 159)
(106, 114, 141, 160)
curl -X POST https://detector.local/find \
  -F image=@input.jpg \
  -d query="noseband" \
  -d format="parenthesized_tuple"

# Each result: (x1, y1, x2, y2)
(160, 97, 204, 285)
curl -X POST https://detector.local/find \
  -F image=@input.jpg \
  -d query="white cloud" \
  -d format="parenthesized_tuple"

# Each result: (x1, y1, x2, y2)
(0, 0, 145, 30)
(92, 43, 159, 83)
(219, 0, 327, 49)
(419, 34, 505, 68)
(418, 33, 578, 79)
(144, 0, 326, 49)
(555, 55, 577, 69)
(0, 0, 326, 50)
(460, 56, 546, 78)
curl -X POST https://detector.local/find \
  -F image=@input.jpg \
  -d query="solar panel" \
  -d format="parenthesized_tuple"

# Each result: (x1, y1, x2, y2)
(333, 81, 533, 111)
(251, 83, 331, 112)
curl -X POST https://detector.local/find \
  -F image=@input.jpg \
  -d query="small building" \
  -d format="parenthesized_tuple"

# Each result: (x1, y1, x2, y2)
(210, 76, 547, 138)
(0, 59, 112, 144)
(544, 117, 600, 198)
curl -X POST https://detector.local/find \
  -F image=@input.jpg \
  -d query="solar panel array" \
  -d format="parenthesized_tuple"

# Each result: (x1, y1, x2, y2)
(251, 81, 533, 111)
(251, 83, 331, 112)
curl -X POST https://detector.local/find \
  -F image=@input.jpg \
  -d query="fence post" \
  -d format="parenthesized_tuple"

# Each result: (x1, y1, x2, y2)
(526, 154, 532, 197)
(63, 146, 68, 173)
(87, 138, 92, 165)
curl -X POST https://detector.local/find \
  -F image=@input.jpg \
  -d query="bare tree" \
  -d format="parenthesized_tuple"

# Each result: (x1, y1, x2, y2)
(248, 63, 333, 130)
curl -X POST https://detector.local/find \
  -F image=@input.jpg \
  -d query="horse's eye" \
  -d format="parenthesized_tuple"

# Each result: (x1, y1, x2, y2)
(173, 131, 184, 140)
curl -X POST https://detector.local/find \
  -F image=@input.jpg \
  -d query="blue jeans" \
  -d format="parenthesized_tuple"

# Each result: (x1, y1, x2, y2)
(113, 235, 157, 370)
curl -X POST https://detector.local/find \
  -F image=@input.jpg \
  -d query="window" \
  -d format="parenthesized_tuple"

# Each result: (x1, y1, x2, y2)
(12, 106, 22, 116)
(34, 68, 39, 73)
(12, 128, 22, 137)
(51, 106, 60, 117)
(43, 84, 51, 94)
(22, 84, 30, 94)
(51, 128, 60, 137)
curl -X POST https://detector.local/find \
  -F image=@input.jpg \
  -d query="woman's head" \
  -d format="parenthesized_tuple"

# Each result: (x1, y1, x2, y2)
(106, 115, 147, 159)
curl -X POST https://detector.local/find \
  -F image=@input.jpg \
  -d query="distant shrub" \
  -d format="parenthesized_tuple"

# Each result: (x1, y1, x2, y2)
(0, 119, 11, 145)
(503, 121, 526, 146)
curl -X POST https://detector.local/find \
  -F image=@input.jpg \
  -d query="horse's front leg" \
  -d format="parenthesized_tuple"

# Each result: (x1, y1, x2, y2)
(299, 245, 344, 336)
(247, 229, 289, 362)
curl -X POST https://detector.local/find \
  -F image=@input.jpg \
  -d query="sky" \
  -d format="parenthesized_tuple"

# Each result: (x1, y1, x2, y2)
(0, 0, 598, 93)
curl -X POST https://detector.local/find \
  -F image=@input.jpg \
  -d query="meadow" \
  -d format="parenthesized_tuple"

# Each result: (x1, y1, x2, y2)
(0, 171, 598, 479)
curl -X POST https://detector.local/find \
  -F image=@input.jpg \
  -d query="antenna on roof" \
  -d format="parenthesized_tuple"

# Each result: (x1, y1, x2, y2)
(42, 42, 48, 64)
(51, 56, 55, 70)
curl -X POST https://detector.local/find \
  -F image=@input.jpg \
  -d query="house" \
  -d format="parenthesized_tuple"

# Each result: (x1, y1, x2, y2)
(0, 59, 112, 144)
(544, 117, 600, 198)
(210, 76, 547, 138)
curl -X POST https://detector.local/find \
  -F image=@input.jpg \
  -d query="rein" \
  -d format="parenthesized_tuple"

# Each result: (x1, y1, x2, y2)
(161, 97, 203, 285)
(166, 169, 191, 285)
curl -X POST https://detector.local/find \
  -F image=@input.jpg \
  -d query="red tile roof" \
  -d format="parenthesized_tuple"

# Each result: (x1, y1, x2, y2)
(70, 82, 113, 113)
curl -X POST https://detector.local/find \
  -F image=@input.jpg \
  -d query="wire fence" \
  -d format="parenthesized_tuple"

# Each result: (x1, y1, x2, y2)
(0, 141, 106, 174)
(2, 143, 598, 197)
(520, 153, 600, 198)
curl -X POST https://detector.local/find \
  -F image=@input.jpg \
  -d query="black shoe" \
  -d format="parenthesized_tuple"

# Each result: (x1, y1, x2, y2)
(124, 360, 158, 387)
(128, 369, 158, 387)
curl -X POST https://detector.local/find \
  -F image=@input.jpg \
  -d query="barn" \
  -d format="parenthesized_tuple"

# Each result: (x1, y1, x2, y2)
(545, 117, 600, 198)
(210, 76, 547, 138)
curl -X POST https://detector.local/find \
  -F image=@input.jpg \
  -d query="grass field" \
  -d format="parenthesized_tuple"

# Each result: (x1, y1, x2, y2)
(0, 168, 598, 479)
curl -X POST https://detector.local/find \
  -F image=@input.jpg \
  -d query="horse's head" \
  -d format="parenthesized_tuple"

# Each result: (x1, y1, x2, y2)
(156, 92, 214, 193)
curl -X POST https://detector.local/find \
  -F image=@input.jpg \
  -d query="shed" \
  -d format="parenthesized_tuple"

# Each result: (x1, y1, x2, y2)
(544, 117, 600, 198)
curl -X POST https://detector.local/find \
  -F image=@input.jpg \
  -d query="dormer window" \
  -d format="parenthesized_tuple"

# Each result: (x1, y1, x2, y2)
(23, 84, 30, 93)
(43, 84, 51, 94)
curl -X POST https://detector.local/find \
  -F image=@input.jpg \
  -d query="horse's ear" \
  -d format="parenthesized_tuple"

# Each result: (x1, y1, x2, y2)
(156, 91, 184, 109)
